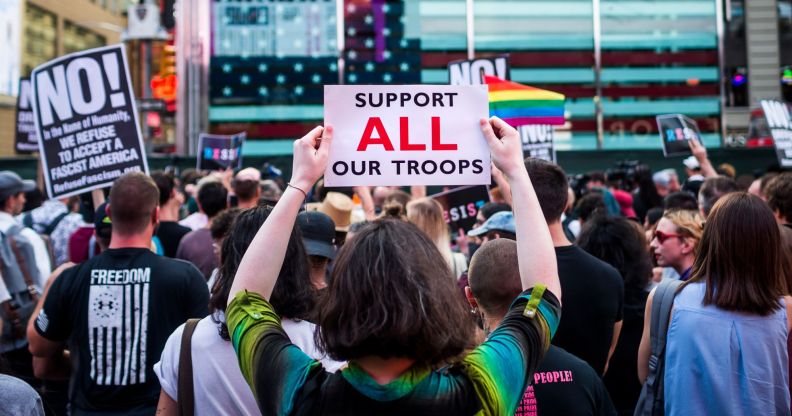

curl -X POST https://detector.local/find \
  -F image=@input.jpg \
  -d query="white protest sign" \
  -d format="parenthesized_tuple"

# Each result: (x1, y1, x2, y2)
(324, 85, 490, 186)
(32, 44, 148, 199)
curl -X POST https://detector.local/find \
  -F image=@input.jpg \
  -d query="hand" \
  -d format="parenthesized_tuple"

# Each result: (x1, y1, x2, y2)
(480, 117, 525, 180)
(688, 137, 707, 161)
(290, 126, 333, 191)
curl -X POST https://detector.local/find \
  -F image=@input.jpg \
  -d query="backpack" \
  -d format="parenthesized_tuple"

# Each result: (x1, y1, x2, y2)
(634, 278, 683, 416)
(0, 224, 44, 350)
(23, 211, 68, 265)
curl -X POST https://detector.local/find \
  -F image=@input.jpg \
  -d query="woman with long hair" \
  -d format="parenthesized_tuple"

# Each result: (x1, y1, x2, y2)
(638, 192, 792, 415)
(577, 216, 652, 415)
(406, 197, 467, 280)
(226, 119, 562, 415)
(154, 206, 340, 415)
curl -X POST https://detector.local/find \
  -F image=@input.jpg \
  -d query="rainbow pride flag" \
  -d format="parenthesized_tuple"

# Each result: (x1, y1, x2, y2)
(484, 75, 565, 126)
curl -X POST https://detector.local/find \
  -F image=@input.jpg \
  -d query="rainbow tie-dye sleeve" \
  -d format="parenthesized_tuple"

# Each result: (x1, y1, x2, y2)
(226, 290, 321, 416)
(462, 285, 561, 416)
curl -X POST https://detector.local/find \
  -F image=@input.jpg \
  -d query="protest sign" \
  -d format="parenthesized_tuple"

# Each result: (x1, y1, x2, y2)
(656, 114, 701, 157)
(31, 44, 148, 199)
(431, 185, 491, 233)
(760, 100, 792, 168)
(519, 125, 555, 162)
(197, 132, 246, 170)
(323, 85, 490, 187)
(448, 55, 510, 85)
(15, 78, 38, 154)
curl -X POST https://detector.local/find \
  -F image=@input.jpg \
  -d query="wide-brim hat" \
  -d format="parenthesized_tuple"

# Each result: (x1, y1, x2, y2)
(318, 192, 353, 232)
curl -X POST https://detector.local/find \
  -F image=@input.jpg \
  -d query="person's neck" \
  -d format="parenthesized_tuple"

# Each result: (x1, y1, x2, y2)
(237, 199, 257, 210)
(548, 221, 572, 247)
(355, 356, 416, 385)
(480, 312, 503, 336)
(204, 216, 215, 229)
(674, 257, 694, 275)
(159, 202, 180, 222)
(310, 268, 327, 290)
(109, 231, 153, 250)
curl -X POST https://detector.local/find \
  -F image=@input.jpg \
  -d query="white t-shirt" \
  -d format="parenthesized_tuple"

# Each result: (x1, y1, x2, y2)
(154, 314, 343, 415)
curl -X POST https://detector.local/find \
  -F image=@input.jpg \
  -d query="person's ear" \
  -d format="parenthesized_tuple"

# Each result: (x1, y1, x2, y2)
(464, 286, 478, 309)
(680, 237, 695, 255)
(152, 205, 160, 225)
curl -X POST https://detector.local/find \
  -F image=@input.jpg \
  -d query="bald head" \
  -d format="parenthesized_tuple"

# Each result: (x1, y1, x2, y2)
(467, 239, 523, 318)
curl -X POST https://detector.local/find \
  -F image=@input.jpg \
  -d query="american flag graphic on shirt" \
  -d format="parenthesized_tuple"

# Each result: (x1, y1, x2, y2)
(87, 267, 150, 386)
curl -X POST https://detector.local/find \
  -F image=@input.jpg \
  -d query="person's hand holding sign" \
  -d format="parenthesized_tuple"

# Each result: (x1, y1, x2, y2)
(229, 125, 332, 303)
(480, 116, 562, 302)
(687, 136, 717, 178)
(290, 125, 334, 193)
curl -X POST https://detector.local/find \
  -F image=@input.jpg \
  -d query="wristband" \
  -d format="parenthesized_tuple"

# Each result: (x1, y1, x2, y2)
(287, 183, 308, 199)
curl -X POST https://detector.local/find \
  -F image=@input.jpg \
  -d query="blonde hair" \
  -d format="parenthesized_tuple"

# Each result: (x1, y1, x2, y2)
(663, 209, 704, 243)
(406, 197, 452, 263)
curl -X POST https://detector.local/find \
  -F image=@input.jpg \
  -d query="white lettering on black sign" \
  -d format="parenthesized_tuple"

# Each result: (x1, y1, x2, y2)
(761, 100, 792, 167)
(31, 44, 148, 199)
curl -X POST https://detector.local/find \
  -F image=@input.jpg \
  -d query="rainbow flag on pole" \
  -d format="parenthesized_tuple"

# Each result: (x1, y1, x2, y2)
(484, 75, 565, 126)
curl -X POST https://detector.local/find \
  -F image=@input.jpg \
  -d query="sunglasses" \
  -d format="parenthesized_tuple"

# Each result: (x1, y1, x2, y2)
(653, 230, 683, 244)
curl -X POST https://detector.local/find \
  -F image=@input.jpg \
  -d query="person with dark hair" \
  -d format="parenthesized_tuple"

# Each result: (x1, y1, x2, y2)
(233, 168, 262, 210)
(525, 159, 623, 376)
(27, 172, 209, 415)
(176, 181, 229, 280)
(478, 202, 511, 221)
(466, 239, 616, 416)
(577, 217, 652, 415)
(206, 208, 242, 288)
(150, 171, 191, 258)
(296, 211, 337, 290)
(225, 120, 561, 414)
(766, 172, 792, 229)
(662, 191, 698, 212)
(698, 176, 739, 218)
(154, 205, 341, 415)
(576, 193, 607, 227)
(639, 193, 792, 414)
(632, 165, 663, 222)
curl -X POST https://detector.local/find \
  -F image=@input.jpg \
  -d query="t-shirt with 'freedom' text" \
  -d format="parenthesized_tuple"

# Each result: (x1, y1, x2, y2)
(33, 248, 209, 415)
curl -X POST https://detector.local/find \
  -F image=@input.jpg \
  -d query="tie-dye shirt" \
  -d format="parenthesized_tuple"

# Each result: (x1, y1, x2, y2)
(227, 286, 560, 416)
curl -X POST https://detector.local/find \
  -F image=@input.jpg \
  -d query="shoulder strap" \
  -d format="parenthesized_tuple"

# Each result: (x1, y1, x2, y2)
(178, 318, 201, 416)
(22, 212, 34, 229)
(43, 212, 70, 235)
(644, 278, 683, 389)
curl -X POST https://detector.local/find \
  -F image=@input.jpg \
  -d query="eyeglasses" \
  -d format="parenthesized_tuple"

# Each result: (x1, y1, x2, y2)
(653, 230, 684, 244)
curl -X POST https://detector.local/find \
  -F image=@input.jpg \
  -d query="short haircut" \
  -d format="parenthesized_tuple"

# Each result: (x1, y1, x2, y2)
(524, 158, 569, 222)
(765, 172, 792, 222)
(663, 191, 698, 212)
(588, 171, 606, 184)
(150, 170, 176, 206)
(699, 176, 739, 217)
(198, 181, 228, 219)
(576, 193, 605, 222)
(210, 207, 242, 240)
(479, 202, 511, 220)
(688, 193, 787, 315)
(233, 179, 259, 202)
(316, 219, 473, 365)
(108, 172, 159, 235)
(467, 239, 523, 317)
(645, 207, 664, 227)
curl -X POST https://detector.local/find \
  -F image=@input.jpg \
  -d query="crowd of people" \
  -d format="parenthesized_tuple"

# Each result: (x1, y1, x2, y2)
(0, 117, 791, 415)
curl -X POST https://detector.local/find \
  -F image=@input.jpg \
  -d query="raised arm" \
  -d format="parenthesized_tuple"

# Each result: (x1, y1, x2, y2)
(480, 117, 561, 300)
(227, 126, 332, 304)
(688, 138, 717, 178)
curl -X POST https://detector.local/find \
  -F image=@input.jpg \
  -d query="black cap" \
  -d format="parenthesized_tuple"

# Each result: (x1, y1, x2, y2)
(296, 211, 336, 260)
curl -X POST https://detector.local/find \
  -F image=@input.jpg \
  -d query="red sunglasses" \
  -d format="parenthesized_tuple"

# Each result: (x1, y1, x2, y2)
(654, 230, 683, 244)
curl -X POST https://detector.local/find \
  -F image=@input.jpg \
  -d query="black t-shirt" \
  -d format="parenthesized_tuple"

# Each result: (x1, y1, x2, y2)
(517, 346, 616, 416)
(604, 289, 649, 415)
(34, 248, 209, 414)
(155, 221, 191, 258)
(552, 245, 624, 375)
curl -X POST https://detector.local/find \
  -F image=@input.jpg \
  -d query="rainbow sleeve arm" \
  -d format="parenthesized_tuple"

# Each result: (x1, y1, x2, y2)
(462, 285, 561, 416)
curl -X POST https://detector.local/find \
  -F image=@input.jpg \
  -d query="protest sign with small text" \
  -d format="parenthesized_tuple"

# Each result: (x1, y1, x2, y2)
(197, 132, 246, 170)
(323, 85, 490, 186)
(14, 78, 38, 154)
(32, 44, 147, 199)
(760, 100, 792, 168)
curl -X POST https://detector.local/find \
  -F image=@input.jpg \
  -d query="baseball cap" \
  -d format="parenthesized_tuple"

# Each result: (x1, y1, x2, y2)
(468, 211, 515, 237)
(94, 202, 112, 241)
(0, 171, 36, 200)
(612, 189, 637, 218)
(296, 211, 336, 260)
(682, 156, 700, 170)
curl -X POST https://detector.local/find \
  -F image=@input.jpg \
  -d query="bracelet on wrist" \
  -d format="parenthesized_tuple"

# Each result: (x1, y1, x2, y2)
(287, 182, 308, 199)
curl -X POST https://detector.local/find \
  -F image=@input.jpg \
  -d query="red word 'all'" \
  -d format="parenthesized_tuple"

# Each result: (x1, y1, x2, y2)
(356, 117, 458, 152)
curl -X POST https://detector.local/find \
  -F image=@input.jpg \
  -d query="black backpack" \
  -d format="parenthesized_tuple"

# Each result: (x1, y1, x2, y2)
(634, 278, 683, 416)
